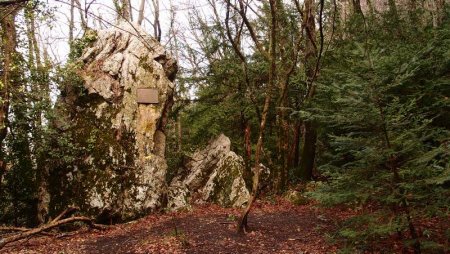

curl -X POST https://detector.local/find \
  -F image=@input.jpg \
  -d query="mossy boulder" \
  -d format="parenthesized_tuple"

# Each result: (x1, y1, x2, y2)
(167, 134, 250, 211)
(50, 22, 176, 221)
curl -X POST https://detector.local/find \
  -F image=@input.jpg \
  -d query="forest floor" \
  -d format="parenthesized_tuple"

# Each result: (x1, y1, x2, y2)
(0, 197, 355, 254)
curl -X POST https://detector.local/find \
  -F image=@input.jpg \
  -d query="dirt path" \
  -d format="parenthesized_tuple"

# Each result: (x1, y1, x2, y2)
(1, 200, 338, 254)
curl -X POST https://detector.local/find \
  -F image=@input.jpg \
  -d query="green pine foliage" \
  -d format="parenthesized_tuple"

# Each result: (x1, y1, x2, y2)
(311, 17, 450, 252)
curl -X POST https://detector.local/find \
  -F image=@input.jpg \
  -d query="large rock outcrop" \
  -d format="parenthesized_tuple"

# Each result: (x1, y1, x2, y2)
(167, 134, 250, 210)
(50, 22, 176, 221)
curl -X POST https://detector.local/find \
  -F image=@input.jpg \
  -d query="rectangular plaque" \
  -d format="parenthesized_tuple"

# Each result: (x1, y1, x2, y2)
(137, 88, 159, 104)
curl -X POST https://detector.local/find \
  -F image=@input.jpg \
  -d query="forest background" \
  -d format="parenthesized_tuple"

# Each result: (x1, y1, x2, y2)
(0, 0, 449, 252)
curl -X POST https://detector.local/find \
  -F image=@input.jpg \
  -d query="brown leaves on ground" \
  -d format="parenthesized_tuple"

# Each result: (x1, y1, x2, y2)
(0, 198, 339, 254)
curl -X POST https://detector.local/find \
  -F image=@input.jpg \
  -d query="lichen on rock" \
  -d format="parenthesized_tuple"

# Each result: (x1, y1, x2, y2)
(50, 21, 177, 221)
(168, 134, 250, 211)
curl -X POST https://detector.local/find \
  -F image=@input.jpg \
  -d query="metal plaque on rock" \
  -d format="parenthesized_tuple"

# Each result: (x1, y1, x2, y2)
(137, 88, 159, 104)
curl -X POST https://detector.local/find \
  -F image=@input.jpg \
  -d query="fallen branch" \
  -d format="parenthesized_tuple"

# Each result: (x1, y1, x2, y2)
(0, 211, 107, 249)
(0, 226, 55, 237)
(50, 206, 78, 224)
(0, 226, 29, 232)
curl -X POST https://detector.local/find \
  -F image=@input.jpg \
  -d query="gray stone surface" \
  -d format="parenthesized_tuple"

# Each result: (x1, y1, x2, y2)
(168, 134, 250, 211)
(51, 22, 176, 221)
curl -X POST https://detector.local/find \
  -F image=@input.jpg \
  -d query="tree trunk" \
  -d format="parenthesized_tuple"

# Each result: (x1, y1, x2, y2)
(238, 93, 271, 233)
(0, 6, 19, 194)
(152, 0, 161, 41)
(137, 0, 146, 25)
(113, 0, 131, 21)
(237, 0, 277, 233)
(25, 6, 52, 225)
(291, 122, 301, 169)
(75, 0, 87, 30)
(296, 0, 318, 181)
(69, 0, 75, 44)
(274, 76, 289, 190)
(122, 0, 132, 21)
(244, 121, 251, 164)
(298, 121, 317, 180)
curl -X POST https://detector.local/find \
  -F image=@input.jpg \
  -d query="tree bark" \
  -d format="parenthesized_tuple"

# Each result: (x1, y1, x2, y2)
(122, 0, 132, 21)
(69, 0, 75, 44)
(152, 0, 161, 41)
(275, 77, 289, 190)
(291, 123, 301, 169)
(237, 0, 277, 233)
(113, 0, 131, 21)
(137, 0, 146, 25)
(0, 5, 19, 195)
(298, 121, 317, 180)
(296, 0, 318, 181)
(74, 0, 87, 30)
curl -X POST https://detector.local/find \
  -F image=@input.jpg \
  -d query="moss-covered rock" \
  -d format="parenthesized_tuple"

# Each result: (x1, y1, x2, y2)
(167, 134, 250, 210)
(50, 22, 176, 221)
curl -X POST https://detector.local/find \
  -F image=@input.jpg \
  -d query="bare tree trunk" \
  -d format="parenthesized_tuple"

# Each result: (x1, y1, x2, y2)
(291, 123, 301, 168)
(244, 121, 251, 163)
(152, 0, 161, 41)
(127, 0, 133, 21)
(0, 5, 19, 193)
(75, 0, 87, 30)
(69, 0, 75, 44)
(298, 122, 317, 180)
(137, 0, 146, 25)
(237, 0, 277, 233)
(275, 78, 289, 190)
(25, 6, 51, 225)
(115, 0, 132, 21)
(237, 95, 271, 233)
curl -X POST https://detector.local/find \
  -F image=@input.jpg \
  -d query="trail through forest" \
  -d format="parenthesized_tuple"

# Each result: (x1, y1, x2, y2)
(2, 199, 343, 254)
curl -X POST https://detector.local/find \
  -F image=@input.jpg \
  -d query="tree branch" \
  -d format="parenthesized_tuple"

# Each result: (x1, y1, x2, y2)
(0, 0, 27, 6)
(0, 208, 107, 250)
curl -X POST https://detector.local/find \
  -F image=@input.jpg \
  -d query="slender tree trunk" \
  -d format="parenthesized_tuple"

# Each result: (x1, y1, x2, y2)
(25, 7, 51, 225)
(298, 122, 317, 180)
(176, 117, 182, 152)
(237, 0, 277, 233)
(244, 121, 251, 164)
(127, 0, 133, 21)
(69, 0, 75, 44)
(152, 0, 161, 41)
(238, 94, 271, 233)
(114, 0, 131, 21)
(137, 0, 146, 25)
(275, 77, 289, 190)
(75, 0, 87, 30)
(291, 122, 301, 168)
(122, 0, 132, 21)
(0, 6, 19, 193)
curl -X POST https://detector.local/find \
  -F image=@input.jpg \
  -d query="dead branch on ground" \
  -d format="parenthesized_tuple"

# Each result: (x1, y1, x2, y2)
(0, 207, 108, 249)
